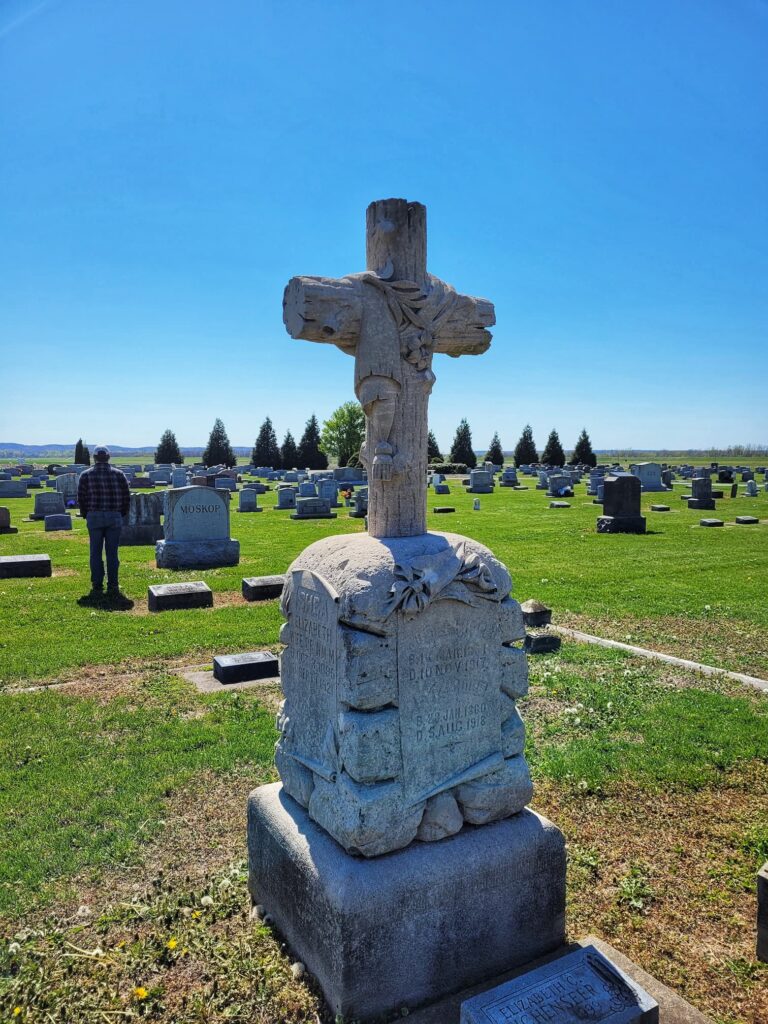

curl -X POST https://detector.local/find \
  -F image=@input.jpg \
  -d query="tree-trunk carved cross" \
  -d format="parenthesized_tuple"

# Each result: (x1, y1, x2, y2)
(283, 198, 495, 538)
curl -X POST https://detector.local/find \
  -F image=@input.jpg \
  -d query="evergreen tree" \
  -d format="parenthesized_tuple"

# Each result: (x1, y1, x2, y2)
(485, 432, 504, 465)
(427, 429, 443, 463)
(540, 428, 565, 467)
(251, 417, 281, 468)
(571, 427, 597, 467)
(320, 402, 366, 467)
(202, 418, 236, 468)
(74, 438, 90, 465)
(513, 424, 538, 466)
(155, 428, 183, 464)
(280, 429, 298, 470)
(449, 419, 477, 468)
(296, 414, 328, 470)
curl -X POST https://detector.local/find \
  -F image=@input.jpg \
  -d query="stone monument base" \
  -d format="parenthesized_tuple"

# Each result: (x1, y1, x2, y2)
(687, 498, 715, 511)
(155, 538, 240, 569)
(247, 783, 566, 1023)
(596, 515, 646, 534)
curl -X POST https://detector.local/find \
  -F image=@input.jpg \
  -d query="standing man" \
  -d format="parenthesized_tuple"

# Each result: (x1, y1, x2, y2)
(77, 445, 131, 596)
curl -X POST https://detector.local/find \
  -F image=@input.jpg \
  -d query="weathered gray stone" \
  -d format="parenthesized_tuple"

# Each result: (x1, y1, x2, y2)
(120, 492, 164, 546)
(156, 486, 239, 568)
(631, 462, 667, 493)
(212, 651, 279, 684)
(520, 599, 552, 628)
(147, 581, 213, 611)
(290, 496, 336, 519)
(248, 784, 566, 1022)
(433, 506, 456, 513)
(699, 518, 724, 527)
(241, 575, 284, 600)
(0, 554, 52, 578)
(549, 500, 571, 508)
(736, 516, 759, 525)
(525, 633, 562, 655)
(651, 504, 670, 512)
(460, 944, 659, 1024)
(44, 513, 72, 531)
(31, 491, 66, 520)
(237, 488, 261, 512)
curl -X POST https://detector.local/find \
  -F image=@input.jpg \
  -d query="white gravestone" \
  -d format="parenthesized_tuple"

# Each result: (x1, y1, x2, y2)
(248, 199, 566, 1022)
(155, 486, 239, 568)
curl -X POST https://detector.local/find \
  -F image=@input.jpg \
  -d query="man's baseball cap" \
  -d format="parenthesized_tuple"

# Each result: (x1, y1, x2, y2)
(93, 445, 110, 457)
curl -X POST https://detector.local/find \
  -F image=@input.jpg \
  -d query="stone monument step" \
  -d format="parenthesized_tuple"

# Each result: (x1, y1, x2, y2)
(213, 651, 279, 684)
(241, 575, 285, 601)
(0, 554, 52, 578)
(147, 581, 213, 612)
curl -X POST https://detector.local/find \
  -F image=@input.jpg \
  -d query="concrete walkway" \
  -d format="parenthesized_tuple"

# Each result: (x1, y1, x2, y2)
(553, 626, 768, 694)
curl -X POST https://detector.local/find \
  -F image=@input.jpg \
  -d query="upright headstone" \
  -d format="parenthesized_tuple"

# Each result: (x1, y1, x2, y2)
(745, 479, 758, 497)
(597, 475, 646, 534)
(0, 481, 28, 499)
(31, 491, 66, 520)
(688, 476, 715, 511)
(120, 492, 165, 545)
(275, 487, 297, 510)
(156, 486, 239, 568)
(467, 469, 494, 493)
(171, 468, 187, 488)
(631, 462, 667, 492)
(0, 507, 18, 534)
(55, 473, 78, 504)
(238, 488, 262, 512)
(317, 478, 342, 507)
(249, 199, 565, 1022)
(500, 466, 518, 487)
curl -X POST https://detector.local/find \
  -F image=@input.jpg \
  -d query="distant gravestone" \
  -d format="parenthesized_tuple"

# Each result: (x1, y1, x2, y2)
(275, 487, 297, 510)
(349, 486, 368, 519)
(120, 492, 164, 546)
(597, 475, 646, 534)
(688, 477, 715, 511)
(500, 467, 518, 487)
(0, 481, 27, 499)
(155, 486, 239, 568)
(736, 516, 759, 525)
(745, 479, 758, 497)
(44, 513, 72, 531)
(317, 479, 342, 507)
(631, 462, 667, 492)
(546, 474, 573, 498)
(242, 574, 285, 600)
(31, 491, 66, 520)
(298, 482, 317, 497)
(171, 468, 187, 488)
(238, 488, 261, 512)
(467, 469, 494, 494)
(434, 482, 450, 495)
(291, 496, 336, 520)
(213, 651, 279, 684)
(0, 507, 18, 534)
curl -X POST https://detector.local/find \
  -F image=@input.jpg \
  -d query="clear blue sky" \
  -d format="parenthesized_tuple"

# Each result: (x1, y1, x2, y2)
(1, 0, 766, 452)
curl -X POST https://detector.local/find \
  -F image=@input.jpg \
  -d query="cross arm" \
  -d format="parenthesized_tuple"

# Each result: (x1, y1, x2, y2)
(283, 275, 362, 354)
(432, 292, 495, 357)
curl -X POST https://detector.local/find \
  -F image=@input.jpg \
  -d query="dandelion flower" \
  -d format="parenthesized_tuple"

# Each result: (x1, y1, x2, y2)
(573, 717, 581, 726)
(291, 962, 305, 980)
(577, 780, 588, 791)
(133, 987, 148, 1001)
(8, 942, 21, 955)
(166, 938, 178, 950)
(13, 1007, 22, 1017)
(200, 895, 214, 907)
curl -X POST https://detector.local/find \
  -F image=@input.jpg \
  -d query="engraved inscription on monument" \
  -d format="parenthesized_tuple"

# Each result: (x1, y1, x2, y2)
(399, 602, 503, 804)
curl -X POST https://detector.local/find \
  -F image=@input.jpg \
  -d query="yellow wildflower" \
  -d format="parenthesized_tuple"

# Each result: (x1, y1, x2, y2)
(191, 910, 201, 920)
(133, 987, 149, 1001)
(166, 938, 178, 950)
(13, 1009, 22, 1018)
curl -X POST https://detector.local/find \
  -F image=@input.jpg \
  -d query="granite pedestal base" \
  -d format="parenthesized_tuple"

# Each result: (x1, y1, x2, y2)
(596, 515, 646, 534)
(247, 783, 566, 1023)
(155, 538, 239, 568)
(119, 524, 164, 546)
(687, 499, 715, 511)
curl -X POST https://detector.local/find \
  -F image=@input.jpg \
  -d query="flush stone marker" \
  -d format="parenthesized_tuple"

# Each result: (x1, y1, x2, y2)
(248, 199, 566, 1022)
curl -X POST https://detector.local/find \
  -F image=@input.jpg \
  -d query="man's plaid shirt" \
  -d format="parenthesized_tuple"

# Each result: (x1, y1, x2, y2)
(77, 463, 131, 516)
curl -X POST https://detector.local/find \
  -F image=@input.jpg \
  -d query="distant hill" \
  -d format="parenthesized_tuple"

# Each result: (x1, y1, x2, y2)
(0, 443, 253, 458)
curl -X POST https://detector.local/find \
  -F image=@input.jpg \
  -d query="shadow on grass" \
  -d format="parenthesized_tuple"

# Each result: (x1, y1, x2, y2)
(77, 591, 135, 611)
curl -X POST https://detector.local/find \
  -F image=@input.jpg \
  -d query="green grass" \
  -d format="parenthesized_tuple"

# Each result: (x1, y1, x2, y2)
(0, 673, 277, 917)
(1, 475, 766, 683)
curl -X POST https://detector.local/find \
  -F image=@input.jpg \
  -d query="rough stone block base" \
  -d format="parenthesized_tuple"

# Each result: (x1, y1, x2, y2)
(596, 515, 646, 534)
(0, 554, 52, 578)
(155, 538, 240, 568)
(687, 499, 715, 510)
(247, 783, 566, 1023)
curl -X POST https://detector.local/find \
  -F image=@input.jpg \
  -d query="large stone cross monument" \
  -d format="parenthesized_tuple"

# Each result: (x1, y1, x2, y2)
(248, 199, 565, 1022)
(283, 198, 494, 538)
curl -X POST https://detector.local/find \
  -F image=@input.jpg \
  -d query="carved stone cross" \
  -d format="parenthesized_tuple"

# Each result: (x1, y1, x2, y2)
(283, 198, 495, 538)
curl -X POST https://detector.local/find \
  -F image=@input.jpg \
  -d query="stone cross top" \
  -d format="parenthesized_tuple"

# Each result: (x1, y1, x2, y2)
(283, 198, 495, 538)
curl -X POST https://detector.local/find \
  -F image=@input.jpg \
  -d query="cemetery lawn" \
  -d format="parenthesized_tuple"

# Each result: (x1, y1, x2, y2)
(1, 476, 768, 688)
(1, 643, 766, 1023)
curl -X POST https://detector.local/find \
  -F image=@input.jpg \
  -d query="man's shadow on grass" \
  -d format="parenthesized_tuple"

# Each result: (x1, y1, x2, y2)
(77, 591, 135, 611)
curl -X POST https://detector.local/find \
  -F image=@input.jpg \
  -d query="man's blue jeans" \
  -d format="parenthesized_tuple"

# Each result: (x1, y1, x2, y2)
(86, 511, 123, 589)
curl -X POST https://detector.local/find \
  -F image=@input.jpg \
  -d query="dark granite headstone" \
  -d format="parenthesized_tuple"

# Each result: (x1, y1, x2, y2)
(213, 651, 279, 684)
(0, 507, 18, 534)
(525, 633, 562, 654)
(44, 514, 72, 531)
(0, 554, 52, 578)
(147, 581, 213, 611)
(241, 575, 285, 601)
(596, 476, 646, 534)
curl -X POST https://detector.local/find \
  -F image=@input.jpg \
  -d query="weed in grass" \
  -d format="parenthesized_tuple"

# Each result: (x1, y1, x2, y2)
(616, 862, 655, 912)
